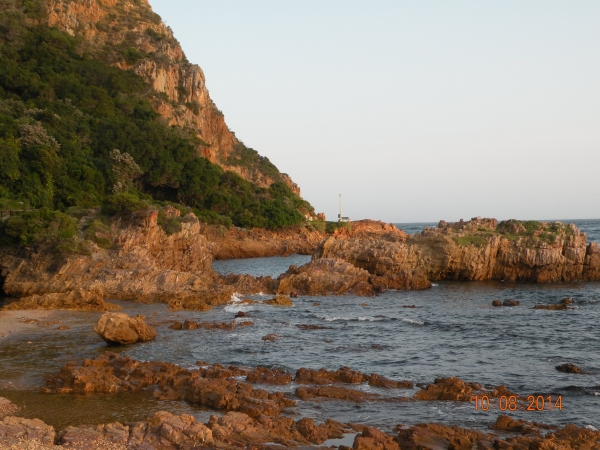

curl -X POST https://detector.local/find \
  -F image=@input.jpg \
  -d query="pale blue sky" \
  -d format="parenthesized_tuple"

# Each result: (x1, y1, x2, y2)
(150, 1, 600, 222)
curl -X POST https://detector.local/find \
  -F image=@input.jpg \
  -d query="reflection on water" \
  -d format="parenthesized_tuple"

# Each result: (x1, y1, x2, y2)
(0, 390, 211, 430)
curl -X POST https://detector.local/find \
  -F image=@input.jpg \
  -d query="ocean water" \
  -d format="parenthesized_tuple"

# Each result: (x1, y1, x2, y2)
(1, 220, 600, 433)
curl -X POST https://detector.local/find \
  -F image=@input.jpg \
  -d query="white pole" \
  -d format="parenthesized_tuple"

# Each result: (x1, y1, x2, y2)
(339, 194, 342, 221)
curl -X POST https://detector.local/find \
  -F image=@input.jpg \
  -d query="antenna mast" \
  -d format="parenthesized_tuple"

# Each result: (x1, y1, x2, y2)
(339, 194, 342, 222)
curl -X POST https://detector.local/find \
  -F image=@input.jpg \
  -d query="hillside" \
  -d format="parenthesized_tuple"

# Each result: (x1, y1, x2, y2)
(0, 0, 314, 243)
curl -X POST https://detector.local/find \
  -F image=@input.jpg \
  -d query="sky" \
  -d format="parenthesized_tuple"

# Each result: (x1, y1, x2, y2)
(150, 0, 600, 223)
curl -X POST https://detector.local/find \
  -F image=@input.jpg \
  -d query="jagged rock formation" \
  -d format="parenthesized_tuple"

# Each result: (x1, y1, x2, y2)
(45, 0, 301, 195)
(200, 223, 325, 259)
(2, 210, 232, 310)
(313, 217, 600, 290)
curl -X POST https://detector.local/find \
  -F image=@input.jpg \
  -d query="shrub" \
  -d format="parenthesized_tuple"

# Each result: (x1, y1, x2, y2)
(1, 209, 77, 246)
(325, 221, 351, 234)
(84, 219, 113, 249)
(307, 220, 326, 233)
(157, 211, 182, 235)
(101, 193, 150, 217)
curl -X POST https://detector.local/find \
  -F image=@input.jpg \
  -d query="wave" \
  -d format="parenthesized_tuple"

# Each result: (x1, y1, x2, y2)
(403, 318, 426, 325)
(224, 305, 254, 313)
(315, 314, 388, 322)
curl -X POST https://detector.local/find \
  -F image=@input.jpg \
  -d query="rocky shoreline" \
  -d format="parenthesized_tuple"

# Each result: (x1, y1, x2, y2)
(2, 216, 600, 449)
(4, 215, 600, 313)
(2, 351, 599, 449)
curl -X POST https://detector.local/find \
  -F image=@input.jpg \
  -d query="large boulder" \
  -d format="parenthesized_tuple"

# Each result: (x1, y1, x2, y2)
(94, 312, 157, 345)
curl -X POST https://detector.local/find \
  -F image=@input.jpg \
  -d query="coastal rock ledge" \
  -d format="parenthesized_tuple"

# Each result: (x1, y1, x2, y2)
(305, 217, 600, 291)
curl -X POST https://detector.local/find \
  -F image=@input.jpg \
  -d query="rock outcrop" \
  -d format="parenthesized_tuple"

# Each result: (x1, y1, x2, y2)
(0, 416, 56, 446)
(278, 258, 377, 296)
(2, 211, 231, 310)
(2, 288, 119, 312)
(0, 398, 19, 419)
(94, 312, 158, 345)
(45, 353, 295, 418)
(414, 377, 517, 401)
(4, 410, 600, 450)
(313, 217, 600, 291)
(201, 223, 325, 259)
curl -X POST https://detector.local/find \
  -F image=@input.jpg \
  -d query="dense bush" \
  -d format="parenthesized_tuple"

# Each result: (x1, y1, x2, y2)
(0, 7, 312, 234)
(1, 208, 78, 246)
(325, 221, 351, 234)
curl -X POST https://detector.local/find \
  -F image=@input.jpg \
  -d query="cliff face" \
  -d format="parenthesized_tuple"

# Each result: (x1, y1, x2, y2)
(45, 0, 300, 195)
(2, 211, 233, 309)
(315, 217, 600, 289)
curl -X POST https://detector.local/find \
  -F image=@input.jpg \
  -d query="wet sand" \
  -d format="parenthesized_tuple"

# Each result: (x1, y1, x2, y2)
(0, 310, 64, 338)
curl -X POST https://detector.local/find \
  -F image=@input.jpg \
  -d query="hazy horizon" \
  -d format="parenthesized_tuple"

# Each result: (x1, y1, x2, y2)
(150, 1, 600, 223)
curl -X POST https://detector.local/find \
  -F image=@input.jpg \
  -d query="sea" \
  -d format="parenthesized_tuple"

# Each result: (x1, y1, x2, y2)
(1, 219, 599, 433)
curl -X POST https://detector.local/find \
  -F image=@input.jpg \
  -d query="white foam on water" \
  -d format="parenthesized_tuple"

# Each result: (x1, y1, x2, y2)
(315, 315, 385, 322)
(403, 318, 426, 325)
(224, 304, 255, 313)
(230, 293, 243, 303)
(585, 424, 598, 430)
(431, 283, 439, 286)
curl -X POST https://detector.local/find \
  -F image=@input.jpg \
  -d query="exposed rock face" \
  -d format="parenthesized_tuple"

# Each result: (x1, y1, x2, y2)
(4, 410, 600, 450)
(45, 0, 301, 195)
(57, 411, 214, 448)
(294, 367, 413, 389)
(315, 217, 600, 291)
(0, 397, 19, 419)
(0, 416, 56, 446)
(45, 353, 295, 418)
(246, 367, 292, 385)
(2, 288, 119, 312)
(278, 258, 377, 296)
(414, 377, 516, 401)
(2, 211, 230, 310)
(201, 223, 325, 259)
(264, 295, 293, 307)
(94, 312, 158, 345)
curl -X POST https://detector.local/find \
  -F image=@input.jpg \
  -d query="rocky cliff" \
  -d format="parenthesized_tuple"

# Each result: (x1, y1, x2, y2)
(1, 209, 233, 310)
(44, 0, 300, 195)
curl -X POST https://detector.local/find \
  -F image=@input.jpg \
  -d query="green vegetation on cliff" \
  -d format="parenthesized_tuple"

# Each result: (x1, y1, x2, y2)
(0, 1, 312, 246)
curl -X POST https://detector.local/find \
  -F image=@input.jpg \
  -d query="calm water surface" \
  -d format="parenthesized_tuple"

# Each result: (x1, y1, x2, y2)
(1, 220, 599, 432)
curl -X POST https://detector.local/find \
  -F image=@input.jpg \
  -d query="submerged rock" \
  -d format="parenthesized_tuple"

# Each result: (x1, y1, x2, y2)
(264, 295, 293, 306)
(262, 333, 280, 341)
(556, 363, 587, 374)
(94, 312, 157, 345)
(414, 377, 516, 401)
(493, 299, 520, 307)
(246, 367, 292, 385)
